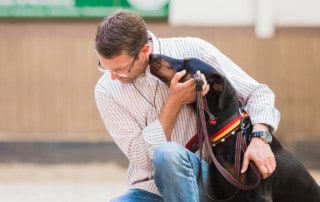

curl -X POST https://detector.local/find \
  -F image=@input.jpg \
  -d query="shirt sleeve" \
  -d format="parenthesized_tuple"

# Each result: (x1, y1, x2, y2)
(196, 38, 281, 132)
(94, 76, 167, 170)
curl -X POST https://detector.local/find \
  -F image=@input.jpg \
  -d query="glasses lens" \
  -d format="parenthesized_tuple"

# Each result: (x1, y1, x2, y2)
(97, 56, 135, 78)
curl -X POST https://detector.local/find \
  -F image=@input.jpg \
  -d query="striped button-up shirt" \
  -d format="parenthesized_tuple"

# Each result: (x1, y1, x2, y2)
(94, 32, 280, 195)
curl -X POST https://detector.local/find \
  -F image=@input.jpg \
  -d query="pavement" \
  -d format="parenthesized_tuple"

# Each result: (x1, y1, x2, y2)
(0, 163, 319, 202)
(0, 141, 319, 201)
(0, 163, 127, 202)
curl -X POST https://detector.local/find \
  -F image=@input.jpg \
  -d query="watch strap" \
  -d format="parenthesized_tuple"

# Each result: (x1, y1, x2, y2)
(249, 131, 272, 144)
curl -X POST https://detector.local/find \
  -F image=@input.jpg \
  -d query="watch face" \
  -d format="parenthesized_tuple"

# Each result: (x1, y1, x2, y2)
(263, 131, 273, 143)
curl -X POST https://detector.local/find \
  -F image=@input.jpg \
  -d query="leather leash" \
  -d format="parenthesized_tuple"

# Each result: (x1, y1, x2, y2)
(194, 75, 261, 200)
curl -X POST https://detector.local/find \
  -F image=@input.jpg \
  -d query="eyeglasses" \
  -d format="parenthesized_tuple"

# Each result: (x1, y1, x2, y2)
(98, 55, 138, 78)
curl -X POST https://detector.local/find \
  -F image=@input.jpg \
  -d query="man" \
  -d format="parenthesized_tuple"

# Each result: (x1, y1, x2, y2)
(94, 9, 280, 202)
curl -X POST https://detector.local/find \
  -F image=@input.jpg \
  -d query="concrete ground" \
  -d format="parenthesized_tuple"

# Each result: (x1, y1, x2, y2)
(0, 163, 319, 202)
(0, 141, 319, 201)
(0, 163, 127, 202)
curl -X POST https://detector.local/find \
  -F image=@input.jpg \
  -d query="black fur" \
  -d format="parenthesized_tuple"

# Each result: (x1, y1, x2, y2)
(149, 53, 320, 202)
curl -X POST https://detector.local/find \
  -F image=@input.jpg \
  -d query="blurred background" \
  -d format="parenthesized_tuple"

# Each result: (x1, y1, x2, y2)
(0, 0, 319, 201)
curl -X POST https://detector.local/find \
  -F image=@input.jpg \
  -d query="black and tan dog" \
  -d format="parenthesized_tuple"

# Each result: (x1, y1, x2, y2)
(149, 53, 320, 202)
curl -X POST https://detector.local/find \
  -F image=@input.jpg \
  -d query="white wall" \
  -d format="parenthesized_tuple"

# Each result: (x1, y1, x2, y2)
(169, 0, 254, 26)
(169, 0, 320, 37)
(275, 0, 320, 26)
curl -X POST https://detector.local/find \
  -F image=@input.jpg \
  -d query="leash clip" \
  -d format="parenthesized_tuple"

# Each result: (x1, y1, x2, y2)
(239, 108, 250, 135)
(193, 74, 203, 92)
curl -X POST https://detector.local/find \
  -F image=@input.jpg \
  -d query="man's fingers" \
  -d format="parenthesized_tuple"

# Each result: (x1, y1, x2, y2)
(263, 159, 276, 178)
(258, 161, 275, 179)
(241, 154, 249, 173)
(196, 70, 210, 95)
(243, 154, 275, 176)
(171, 70, 186, 85)
(259, 165, 268, 179)
(202, 84, 210, 95)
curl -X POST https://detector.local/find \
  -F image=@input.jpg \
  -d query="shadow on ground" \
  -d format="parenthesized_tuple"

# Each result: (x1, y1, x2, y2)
(0, 140, 319, 169)
(0, 141, 128, 167)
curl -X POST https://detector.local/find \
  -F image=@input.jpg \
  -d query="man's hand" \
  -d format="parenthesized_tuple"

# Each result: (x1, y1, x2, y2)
(241, 124, 276, 179)
(159, 70, 210, 140)
(169, 70, 197, 107)
(169, 70, 210, 106)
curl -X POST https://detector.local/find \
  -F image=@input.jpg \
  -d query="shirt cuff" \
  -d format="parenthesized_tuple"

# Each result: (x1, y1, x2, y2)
(245, 105, 281, 133)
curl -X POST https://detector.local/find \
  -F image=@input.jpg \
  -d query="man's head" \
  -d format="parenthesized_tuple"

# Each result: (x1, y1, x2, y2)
(95, 10, 151, 82)
(95, 9, 148, 59)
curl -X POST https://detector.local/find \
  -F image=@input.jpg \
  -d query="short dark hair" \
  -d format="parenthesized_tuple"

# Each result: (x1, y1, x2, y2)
(95, 9, 148, 59)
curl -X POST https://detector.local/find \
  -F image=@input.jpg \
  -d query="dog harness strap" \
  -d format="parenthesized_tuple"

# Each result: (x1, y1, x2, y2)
(185, 112, 246, 152)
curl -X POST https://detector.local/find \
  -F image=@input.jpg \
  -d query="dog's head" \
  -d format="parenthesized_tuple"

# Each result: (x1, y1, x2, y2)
(149, 53, 241, 125)
(149, 54, 190, 85)
(149, 54, 224, 93)
(150, 54, 245, 151)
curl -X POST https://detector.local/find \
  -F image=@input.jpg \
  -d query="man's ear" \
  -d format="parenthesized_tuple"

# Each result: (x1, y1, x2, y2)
(141, 43, 152, 56)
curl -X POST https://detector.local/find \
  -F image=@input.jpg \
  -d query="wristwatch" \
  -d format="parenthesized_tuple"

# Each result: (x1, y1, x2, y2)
(249, 131, 273, 144)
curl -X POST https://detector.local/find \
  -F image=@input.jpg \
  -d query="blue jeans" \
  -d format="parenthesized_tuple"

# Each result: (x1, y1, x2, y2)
(154, 142, 213, 202)
(110, 189, 163, 202)
(111, 142, 212, 202)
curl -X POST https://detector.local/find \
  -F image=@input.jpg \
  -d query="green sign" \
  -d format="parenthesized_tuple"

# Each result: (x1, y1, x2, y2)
(0, 0, 169, 18)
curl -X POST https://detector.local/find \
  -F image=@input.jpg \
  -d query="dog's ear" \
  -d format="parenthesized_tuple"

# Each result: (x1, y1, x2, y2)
(149, 54, 162, 72)
(211, 75, 224, 93)
(217, 77, 239, 110)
